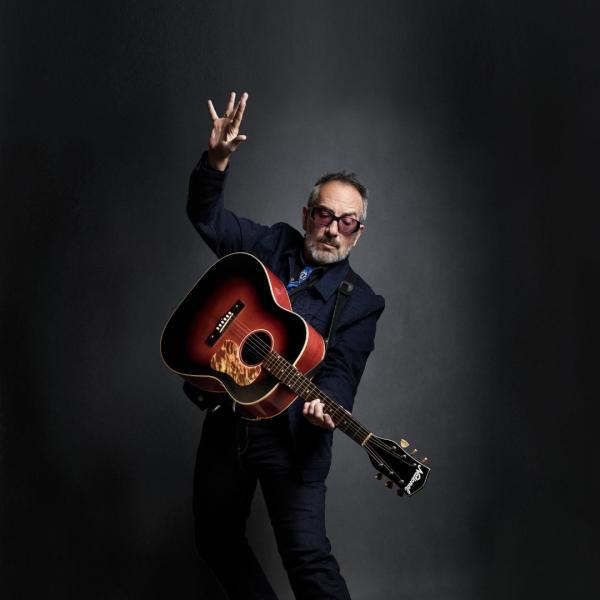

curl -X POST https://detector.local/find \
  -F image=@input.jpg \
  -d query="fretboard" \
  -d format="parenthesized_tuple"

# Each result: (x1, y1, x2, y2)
(262, 351, 372, 446)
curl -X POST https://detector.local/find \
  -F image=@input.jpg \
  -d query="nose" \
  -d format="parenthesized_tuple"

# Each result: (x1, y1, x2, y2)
(326, 218, 339, 236)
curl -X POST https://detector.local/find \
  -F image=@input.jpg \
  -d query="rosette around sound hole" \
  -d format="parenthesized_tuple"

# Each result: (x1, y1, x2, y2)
(240, 331, 272, 365)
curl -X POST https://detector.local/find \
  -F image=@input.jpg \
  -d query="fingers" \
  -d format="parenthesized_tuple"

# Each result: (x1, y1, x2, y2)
(224, 91, 235, 118)
(302, 399, 335, 430)
(230, 134, 247, 150)
(207, 99, 219, 121)
(323, 413, 335, 430)
(231, 92, 248, 130)
(208, 91, 247, 126)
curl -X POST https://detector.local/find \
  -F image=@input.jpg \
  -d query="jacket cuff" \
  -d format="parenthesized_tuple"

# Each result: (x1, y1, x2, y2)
(192, 151, 230, 180)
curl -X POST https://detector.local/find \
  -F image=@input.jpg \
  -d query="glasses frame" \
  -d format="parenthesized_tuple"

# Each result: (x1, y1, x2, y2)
(308, 205, 364, 235)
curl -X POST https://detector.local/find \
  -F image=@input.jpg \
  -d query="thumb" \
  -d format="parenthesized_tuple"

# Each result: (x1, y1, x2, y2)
(230, 134, 247, 150)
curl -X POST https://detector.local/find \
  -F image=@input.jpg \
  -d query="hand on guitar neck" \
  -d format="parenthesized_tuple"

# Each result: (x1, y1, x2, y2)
(303, 398, 336, 430)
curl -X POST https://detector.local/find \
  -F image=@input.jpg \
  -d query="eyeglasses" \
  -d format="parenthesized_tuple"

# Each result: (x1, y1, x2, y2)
(309, 206, 363, 235)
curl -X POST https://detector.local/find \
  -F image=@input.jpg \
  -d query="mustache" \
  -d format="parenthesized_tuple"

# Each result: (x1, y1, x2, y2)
(317, 236, 340, 248)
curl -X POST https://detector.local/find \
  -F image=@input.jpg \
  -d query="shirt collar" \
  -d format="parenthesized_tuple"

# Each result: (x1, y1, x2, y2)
(287, 248, 350, 302)
(313, 257, 351, 300)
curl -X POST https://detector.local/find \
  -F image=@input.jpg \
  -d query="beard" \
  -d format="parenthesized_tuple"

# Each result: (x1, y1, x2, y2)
(303, 233, 352, 265)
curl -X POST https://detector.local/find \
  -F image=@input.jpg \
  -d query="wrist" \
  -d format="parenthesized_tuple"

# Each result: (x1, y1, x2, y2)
(207, 151, 230, 172)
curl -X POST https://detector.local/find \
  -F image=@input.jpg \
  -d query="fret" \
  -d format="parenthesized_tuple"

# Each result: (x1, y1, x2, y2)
(263, 350, 371, 446)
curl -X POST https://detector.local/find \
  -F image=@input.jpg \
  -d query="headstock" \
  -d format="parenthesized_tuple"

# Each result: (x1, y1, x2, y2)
(364, 435, 430, 497)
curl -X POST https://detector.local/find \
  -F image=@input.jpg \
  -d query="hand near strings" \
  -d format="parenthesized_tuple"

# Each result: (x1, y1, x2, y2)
(303, 399, 336, 430)
(206, 91, 248, 171)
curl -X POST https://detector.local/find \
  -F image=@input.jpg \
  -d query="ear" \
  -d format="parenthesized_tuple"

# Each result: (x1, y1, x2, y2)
(352, 225, 365, 247)
(302, 206, 309, 232)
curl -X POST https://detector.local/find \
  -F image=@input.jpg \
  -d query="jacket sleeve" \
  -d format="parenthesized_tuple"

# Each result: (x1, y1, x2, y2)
(187, 152, 270, 257)
(312, 293, 385, 413)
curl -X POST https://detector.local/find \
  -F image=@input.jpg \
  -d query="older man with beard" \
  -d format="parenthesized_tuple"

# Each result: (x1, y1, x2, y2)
(185, 91, 384, 600)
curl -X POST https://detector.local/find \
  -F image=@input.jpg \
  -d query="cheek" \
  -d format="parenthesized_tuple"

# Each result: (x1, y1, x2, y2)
(306, 222, 323, 239)
(302, 209, 310, 231)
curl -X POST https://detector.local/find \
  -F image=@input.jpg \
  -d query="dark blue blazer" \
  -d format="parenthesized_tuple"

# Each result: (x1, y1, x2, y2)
(187, 154, 385, 478)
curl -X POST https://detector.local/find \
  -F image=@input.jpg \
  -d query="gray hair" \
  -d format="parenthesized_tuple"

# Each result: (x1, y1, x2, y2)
(307, 171, 368, 223)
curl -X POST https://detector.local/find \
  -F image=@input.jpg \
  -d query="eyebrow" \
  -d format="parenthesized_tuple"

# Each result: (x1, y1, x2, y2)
(316, 204, 359, 219)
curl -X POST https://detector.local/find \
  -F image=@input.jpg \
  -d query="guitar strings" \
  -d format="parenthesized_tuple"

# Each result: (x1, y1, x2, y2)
(213, 316, 359, 428)
(213, 317, 394, 448)
(220, 317, 414, 460)
(207, 305, 412, 459)
(206, 306, 407, 478)
(223, 317, 358, 429)
(213, 316, 415, 464)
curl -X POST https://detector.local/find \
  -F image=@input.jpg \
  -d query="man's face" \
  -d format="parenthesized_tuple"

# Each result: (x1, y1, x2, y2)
(302, 181, 364, 265)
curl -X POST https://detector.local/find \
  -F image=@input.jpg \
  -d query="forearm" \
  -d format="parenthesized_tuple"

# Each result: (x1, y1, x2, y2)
(187, 151, 270, 257)
(187, 152, 228, 227)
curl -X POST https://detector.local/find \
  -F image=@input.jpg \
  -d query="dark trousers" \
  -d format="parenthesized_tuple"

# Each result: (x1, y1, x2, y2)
(193, 408, 351, 600)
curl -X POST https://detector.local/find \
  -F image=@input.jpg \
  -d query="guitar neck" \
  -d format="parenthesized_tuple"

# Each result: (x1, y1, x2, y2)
(262, 351, 372, 446)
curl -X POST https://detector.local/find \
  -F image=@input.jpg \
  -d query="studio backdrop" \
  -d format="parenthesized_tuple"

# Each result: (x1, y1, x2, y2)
(1, 1, 598, 598)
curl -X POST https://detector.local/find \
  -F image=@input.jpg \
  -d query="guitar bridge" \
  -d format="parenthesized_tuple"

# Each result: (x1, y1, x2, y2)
(206, 300, 245, 346)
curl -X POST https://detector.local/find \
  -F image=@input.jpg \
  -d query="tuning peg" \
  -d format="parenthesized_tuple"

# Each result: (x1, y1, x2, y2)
(422, 457, 429, 464)
(400, 439, 410, 448)
(385, 480, 393, 489)
(411, 448, 418, 455)
(375, 473, 383, 480)
(396, 488, 404, 496)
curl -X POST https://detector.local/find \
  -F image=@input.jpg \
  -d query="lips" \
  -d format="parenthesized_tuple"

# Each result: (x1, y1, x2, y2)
(319, 239, 339, 249)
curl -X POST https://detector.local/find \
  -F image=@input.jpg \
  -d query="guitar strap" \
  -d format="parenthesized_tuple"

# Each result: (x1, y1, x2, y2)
(302, 267, 357, 383)
(325, 267, 357, 350)
(288, 266, 357, 350)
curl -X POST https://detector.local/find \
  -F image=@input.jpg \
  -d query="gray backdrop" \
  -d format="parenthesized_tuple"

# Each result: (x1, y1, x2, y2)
(1, 1, 598, 598)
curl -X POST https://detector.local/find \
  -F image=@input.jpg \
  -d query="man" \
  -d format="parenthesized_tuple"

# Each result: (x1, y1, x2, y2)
(186, 91, 384, 600)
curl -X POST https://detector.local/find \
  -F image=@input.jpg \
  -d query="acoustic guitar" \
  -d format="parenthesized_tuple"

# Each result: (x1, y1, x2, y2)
(161, 252, 429, 497)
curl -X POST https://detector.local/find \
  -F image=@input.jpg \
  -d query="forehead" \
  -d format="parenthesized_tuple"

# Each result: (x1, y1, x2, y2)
(316, 181, 363, 217)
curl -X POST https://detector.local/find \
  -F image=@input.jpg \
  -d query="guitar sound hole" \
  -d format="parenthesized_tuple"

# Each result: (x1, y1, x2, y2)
(241, 331, 272, 365)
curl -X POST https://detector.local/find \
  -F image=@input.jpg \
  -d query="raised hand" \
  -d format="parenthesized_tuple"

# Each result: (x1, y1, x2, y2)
(206, 91, 248, 171)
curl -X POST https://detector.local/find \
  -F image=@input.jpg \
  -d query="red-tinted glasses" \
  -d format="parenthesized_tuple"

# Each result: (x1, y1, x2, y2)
(309, 206, 363, 235)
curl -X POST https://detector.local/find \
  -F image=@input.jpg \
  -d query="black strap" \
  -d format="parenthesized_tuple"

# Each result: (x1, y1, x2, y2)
(324, 268, 357, 350)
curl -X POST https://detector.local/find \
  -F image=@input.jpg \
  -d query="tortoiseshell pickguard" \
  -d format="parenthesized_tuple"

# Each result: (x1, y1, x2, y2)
(209, 339, 261, 386)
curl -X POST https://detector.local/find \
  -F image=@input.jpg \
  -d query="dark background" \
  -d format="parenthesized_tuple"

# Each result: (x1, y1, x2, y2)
(1, 1, 598, 598)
